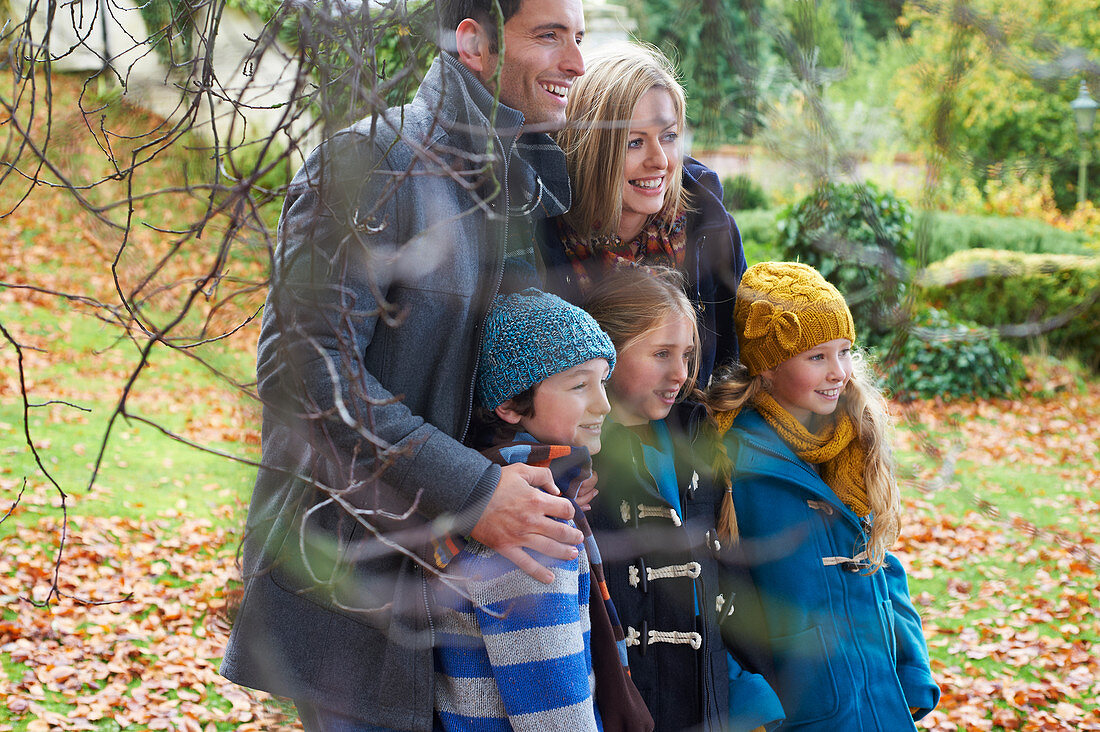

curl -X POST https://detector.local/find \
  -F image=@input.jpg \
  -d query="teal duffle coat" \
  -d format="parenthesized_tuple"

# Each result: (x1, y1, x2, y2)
(722, 408, 940, 731)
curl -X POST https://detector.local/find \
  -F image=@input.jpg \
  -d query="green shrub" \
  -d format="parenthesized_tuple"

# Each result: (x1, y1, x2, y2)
(224, 139, 294, 196)
(721, 174, 769, 211)
(882, 307, 1025, 401)
(734, 208, 782, 264)
(137, 0, 196, 66)
(915, 212, 1091, 264)
(777, 181, 913, 341)
(917, 250, 1100, 370)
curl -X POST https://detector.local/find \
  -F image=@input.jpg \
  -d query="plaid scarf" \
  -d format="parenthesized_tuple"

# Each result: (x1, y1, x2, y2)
(557, 213, 687, 294)
(714, 392, 870, 517)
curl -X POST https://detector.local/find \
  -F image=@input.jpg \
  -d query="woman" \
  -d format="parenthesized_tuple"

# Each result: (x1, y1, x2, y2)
(542, 42, 747, 386)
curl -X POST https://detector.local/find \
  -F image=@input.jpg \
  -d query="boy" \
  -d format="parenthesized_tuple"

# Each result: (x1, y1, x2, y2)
(431, 289, 652, 732)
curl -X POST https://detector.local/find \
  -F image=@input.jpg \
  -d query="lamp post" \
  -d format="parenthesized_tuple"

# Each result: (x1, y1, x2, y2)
(1070, 80, 1098, 208)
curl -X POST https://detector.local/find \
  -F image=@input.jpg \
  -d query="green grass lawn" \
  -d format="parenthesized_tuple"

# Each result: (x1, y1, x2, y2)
(4, 289, 1096, 729)
(4, 262, 1097, 730)
(1, 294, 278, 730)
(1, 297, 259, 534)
(0, 69, 286, 730)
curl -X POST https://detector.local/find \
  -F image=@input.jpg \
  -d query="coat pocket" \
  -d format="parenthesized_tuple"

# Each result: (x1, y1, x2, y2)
(771, 625, 839, 725)
(878, 599, 898, 660)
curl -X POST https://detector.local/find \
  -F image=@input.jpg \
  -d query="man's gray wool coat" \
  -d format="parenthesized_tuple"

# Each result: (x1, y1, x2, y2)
(219, 53, 570, 729)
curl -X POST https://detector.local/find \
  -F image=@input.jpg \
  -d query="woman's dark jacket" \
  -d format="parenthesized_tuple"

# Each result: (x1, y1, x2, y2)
(585, 404, 736, 731)
(539, 158, 747, 386)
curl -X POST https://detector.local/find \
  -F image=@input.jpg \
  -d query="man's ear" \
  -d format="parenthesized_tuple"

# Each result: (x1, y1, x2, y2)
(494, 400, 524, 425)
(455, 18, 494, 76)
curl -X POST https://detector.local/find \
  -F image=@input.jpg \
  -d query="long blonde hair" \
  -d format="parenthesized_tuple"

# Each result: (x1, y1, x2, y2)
(556, 42, 691, 238)
(584, 265, 701, 399)
(704, 354, 901, 571)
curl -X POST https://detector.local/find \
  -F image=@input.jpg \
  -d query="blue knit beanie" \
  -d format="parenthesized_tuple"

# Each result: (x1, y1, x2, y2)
(476, 288, 617, 411)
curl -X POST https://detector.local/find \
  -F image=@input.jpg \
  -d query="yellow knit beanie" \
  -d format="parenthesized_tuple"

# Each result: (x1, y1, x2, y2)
(735, 262, 856, 375)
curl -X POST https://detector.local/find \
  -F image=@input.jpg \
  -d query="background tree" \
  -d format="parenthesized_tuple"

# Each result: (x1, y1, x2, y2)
(852, 0, 905, 41)
(0, 0, 439, 607)
(893, 0, 1100, 210)
(627, 0, 768, 143)
(627, 0, 894, 145)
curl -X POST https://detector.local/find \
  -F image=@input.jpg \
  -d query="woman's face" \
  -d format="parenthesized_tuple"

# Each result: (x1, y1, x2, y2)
(617, 86, 681, 241)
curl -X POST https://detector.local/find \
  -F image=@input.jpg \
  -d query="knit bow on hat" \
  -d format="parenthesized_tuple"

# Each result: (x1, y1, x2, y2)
(744, 301, 802, 352)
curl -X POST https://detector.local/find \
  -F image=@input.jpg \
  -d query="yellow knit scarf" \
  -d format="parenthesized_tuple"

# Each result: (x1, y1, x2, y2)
(713, 392, 871, 517)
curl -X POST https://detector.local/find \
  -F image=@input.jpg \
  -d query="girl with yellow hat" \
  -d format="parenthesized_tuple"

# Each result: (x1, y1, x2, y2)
(705, 261, 940, 731)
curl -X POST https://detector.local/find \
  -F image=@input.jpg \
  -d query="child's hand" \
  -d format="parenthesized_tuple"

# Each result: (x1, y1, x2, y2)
(574, 470, 599, 512)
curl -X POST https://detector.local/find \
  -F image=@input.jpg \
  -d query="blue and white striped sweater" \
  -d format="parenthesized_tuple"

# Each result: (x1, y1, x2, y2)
(432, 540, 599, 731)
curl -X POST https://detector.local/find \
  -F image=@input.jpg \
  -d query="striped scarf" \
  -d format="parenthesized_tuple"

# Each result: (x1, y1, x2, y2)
(432, 439, 654, 732)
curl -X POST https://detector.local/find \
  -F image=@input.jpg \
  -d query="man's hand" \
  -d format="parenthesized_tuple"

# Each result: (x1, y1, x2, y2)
(470, 463, 583, 584)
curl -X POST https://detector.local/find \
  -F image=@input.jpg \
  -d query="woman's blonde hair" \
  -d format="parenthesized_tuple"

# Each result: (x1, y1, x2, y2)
(584, 265, 701, 399)
(556, 42, 690, 238)
(704, 353, 901, 571)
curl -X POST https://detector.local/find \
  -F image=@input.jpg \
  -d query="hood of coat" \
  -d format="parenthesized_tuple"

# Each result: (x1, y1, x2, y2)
(731, 408, 866, 530)
(683, 156, 733, 238)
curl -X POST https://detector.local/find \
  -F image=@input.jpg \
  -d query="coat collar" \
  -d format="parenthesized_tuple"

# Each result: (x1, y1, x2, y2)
(602, 410, 700, 505)
(417, 54, 525, 151)
(415, 55, 570, 220)
(683, 157, 729, 237)
(732, 408, 865, 527)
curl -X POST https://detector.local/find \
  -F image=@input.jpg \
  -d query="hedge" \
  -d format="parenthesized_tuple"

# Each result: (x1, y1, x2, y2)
(735, 208, 782, 264)
(777, 181, 913, 341)
(721, 174, 770, 212)
(917, 249, 1100, 370)
(881, 307, 1025, 401)
(914, 212, 1091, 264)
(733, 208, 1092, 271)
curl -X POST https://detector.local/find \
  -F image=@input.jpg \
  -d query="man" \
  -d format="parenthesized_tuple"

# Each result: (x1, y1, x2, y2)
(219, 1, 587, 729)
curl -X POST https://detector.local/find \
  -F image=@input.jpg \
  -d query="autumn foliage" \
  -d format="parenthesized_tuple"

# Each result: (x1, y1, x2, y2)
(894, 383, 1100, 731)
(2, 515, 296, 730)
(2, 383, 1098, 729)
